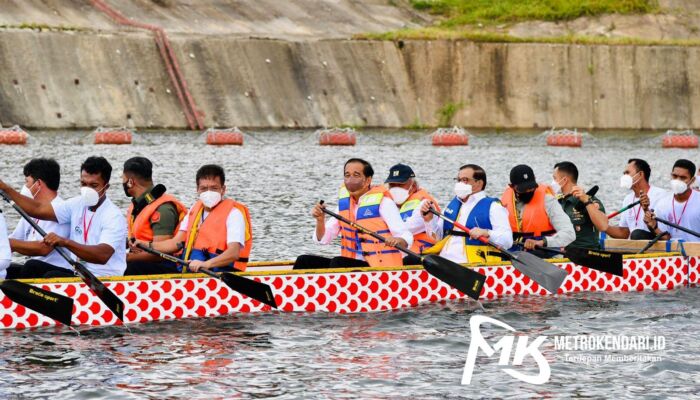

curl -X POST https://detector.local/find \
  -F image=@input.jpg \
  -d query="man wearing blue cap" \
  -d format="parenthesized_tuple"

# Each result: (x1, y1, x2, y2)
(384, 163, 440, 265)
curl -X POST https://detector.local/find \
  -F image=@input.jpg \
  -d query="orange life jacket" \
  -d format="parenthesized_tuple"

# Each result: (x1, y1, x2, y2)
(127, 193, 187, 242)
(398, 188, 440, 254)
(501, 184, 556, 240)
(338, 185, 403, 267)
(183, 199, 253, 271)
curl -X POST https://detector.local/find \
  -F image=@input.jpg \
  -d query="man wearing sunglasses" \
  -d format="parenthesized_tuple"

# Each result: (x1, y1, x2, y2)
(501, 164, 575, 255)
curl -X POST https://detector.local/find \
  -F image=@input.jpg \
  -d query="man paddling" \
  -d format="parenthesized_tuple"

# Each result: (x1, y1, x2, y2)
(644, 159, 699, 242)
(122, 157, 187, 275)
(605, 158, 667, 240)
(0, 156, 127, 277)
(551, 161, 608, 250)
(293, 158, 412, 269)
(419, 164, 512, 264)
(501, 164, 575, 256)
(384, 163, 440, 265)
(136, 164, 252, 273)
(6, 158, 72, 278)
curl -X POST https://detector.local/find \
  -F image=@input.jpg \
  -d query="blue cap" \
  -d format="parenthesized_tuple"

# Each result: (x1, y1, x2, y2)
(385, 164, 415, 183)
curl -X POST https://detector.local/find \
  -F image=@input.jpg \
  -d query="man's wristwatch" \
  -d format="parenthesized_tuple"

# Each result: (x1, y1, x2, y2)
(583, 198, 595, 207)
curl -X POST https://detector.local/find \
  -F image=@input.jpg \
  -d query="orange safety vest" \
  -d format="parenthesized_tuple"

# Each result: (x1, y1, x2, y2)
(501, 184, 556, 239)
(398, 188, 440, 254)
(183, 199, 253, 271)
(338, 185, 404, 267)
(127, 193, 187, 241)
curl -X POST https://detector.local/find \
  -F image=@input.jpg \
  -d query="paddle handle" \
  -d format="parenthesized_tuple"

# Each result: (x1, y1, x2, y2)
(536, 246, 566, 256)
(427, 208, 512, 257)
(136, 242, 191, 266)
(638, 230, 669, 254)
(607, 200, 641, 219)
(654, 216, 700, 239)
(318, 202, 420, 259)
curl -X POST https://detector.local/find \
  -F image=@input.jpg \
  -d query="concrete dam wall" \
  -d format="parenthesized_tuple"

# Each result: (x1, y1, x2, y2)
(0, 29, 698, 129)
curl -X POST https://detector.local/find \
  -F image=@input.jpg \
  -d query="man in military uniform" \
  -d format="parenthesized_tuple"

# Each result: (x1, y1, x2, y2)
(551, 161, 607, 249)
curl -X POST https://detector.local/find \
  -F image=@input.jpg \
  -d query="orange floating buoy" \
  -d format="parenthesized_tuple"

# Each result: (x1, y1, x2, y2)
(0, 125, 28, 145)
(662, 130, 698, 149)
(545, 129, 583, 147)
(93, 127, 133, 145)
(431, 127, 469, 146)
(318, 128, 356, 146)
(204, 127, 244, 145)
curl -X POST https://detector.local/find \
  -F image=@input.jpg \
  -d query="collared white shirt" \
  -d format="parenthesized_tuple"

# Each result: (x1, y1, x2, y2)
(0, 212, 12, 279)
(424, 191, 512, 264)
(655, 191, 700, 242)
(618, 186, 669, 234)
(10, 196, 71, 269)
(314, 195, 414, 260)
(179, 205, 246, 246)
(52, 196, 127, 276)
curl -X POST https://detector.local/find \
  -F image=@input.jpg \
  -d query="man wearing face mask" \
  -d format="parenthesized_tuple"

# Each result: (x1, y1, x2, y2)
(501, 164, 575, 254)
(419, 164, 512, 264)
(605, 158, 667, 240)
(644, 159, 699, 242)
(551, 161, 608, 250)
(5, 158, 72, 278)
(122, 157, 187, 275)
(141, 164, 252, 273)
(293, 158, 412, 269)
(384, 163, 440, 265)
(0, 156, 127, 277)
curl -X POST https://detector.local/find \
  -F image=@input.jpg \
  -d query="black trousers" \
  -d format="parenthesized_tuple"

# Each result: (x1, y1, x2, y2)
(125, 261, 179, 276)
(293, 255, 369, 270)
(17, 259, 75, 278)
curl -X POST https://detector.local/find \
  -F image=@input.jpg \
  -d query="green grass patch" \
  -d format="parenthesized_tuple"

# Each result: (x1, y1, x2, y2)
(356, 27, 700, 46)
(410, 0, 659, 26)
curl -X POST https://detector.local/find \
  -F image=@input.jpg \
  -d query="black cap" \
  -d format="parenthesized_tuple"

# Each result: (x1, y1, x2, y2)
(385, 163, 415, 183)
(509, 164, 538, 192)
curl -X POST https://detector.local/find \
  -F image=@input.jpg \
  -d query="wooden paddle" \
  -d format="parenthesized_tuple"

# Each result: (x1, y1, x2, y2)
(428, 207, 568, 293)
(536, 246, 623, 276)
(0, 191, 124, 322)
(607, 200, 641, 219)
(135, 243, 277, 308)
(319, 203, 486, 301)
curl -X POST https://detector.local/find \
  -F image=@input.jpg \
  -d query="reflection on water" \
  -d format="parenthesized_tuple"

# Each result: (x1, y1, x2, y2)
(0, 130, 698, 398)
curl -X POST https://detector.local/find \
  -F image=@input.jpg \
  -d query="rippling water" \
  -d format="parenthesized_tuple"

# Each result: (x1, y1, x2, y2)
(0, 130, 698, 398)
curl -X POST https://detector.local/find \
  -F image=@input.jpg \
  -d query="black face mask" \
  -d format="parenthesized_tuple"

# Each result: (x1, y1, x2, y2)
(123, 181, 131, 198)
(516, 190, 536, 204)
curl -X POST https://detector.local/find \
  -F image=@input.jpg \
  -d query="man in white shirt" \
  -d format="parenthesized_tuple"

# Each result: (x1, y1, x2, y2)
(294, 158, 413, 269)
(645, 159, 700, 242)
(418, 164, 512, 264)
(0, 156, 127, 277)
(0, 211, 12, 279)
(5, 158, 72, 278)
(141, 164, 252, 273)
(606, 158, 668, 240)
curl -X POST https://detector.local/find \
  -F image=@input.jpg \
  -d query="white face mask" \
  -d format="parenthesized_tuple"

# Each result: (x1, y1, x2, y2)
(550, 178, 564, 195)
(20, 181, 38, 199)
(389, 187, 410, 205)
(80, 186, 103, 207)
(454, 182, 473, 200)
(670, 179, 688, 195)
(619, 173, 635, 190)
(200, 190, 222, 208)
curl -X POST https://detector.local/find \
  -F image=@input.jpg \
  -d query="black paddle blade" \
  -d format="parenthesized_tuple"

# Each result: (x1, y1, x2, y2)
(0, 280, 74, 326)
(73, 262, 124, 321)
(565, 247, 624, 277)
(422, 255, 486, 301)
(511, 251, 568, 294)
(220, 272, 278, 309)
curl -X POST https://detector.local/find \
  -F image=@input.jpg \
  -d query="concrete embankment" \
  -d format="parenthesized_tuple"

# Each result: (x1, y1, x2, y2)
(1, 30, 698, 130)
